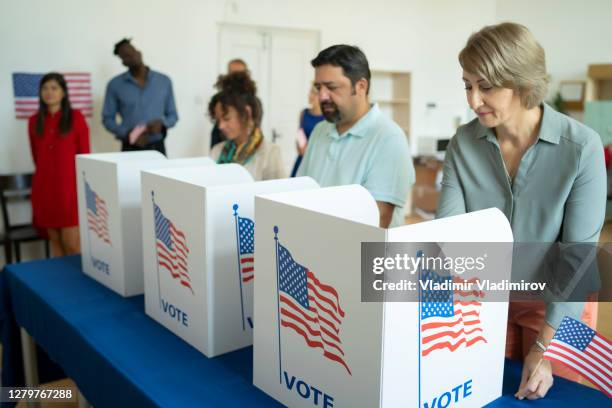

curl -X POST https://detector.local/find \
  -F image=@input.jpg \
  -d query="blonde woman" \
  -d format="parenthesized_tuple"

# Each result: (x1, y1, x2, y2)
(437, 23, 606, 400)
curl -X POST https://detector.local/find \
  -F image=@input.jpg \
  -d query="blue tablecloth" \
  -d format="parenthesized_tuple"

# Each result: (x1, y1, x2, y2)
(1, 256, 609, 407)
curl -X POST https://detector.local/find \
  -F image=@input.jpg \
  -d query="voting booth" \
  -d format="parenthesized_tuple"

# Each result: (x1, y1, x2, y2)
(76, 152, 215, 297)
(141, 163, 319, 357)
(253, 185, 513, 408)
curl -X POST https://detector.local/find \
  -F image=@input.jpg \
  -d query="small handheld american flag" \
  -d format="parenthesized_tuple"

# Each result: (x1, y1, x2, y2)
(85, 181, 111, 245)
(276, 231, 351, 375)
(12, 72, 93, 119)
(543, 316, 611, 397)
(154, 201, 193, 294)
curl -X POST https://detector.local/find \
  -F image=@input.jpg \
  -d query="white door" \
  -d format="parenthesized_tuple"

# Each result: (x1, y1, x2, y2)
(218, 24, 320, 175)
(268, 30, 320, 175)
(218, 25, 270, 135)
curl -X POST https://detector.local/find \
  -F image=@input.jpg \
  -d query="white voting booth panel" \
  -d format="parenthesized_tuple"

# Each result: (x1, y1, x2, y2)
(381, 211, 513, 408)
(253, 185, 513, 408)
(141, 163, 319, 357)
(76, 152, 215, 297)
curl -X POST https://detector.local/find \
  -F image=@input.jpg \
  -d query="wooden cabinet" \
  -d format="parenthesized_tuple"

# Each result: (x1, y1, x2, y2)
(586, 64, 612, 101)
(369, 70, 411, 142)
(585, 64, 612, 146)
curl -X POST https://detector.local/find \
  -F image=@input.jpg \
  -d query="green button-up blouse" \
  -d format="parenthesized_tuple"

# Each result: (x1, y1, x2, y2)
(436, 103, 607, 328)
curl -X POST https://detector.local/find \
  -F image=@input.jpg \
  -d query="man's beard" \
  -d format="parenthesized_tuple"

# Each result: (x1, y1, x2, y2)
(320, 101, 341, 123)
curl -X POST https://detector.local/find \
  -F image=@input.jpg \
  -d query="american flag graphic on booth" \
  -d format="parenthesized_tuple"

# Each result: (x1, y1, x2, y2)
(420, 270, 486, 357)
(235, 207, 254, 283)
(277, 239, 352, 375)
(85, 181, 111, 245)
(12, 72, 93, 119)
(543, 316, 612, 397)
(154, 202, 193, 294)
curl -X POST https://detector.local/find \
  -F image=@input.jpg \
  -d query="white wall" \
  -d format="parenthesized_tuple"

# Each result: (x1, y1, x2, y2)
(0, 0, 495, 172)
(496, 0, 612, 120)
(0, 0, 216, 172)
(496, 0, 612, 85)
(1, 0, 610, 173)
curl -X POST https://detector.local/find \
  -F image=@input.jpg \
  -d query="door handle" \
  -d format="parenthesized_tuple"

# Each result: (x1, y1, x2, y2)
(272, 129, 281, 143)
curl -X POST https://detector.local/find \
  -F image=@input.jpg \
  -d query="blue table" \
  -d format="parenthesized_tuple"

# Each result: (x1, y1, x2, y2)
(1, 256, 609, 407)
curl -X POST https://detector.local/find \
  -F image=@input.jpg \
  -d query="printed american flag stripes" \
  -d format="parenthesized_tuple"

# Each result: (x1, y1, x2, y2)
(12, 72, 93, 119)
(237, 215, 255, 283)
(85, 181, 111, 244)
(277, 240, 351, 375)
(420, 270, 486, 356)
(154, 202, 193, 294)
(543, 316, 611, 397)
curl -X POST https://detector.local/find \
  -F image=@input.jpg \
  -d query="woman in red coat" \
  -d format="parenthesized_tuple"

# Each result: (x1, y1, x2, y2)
(28, 73, 90, 256)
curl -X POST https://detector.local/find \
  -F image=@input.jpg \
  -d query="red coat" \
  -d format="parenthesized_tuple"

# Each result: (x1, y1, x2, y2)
(28, 109, 90, 229)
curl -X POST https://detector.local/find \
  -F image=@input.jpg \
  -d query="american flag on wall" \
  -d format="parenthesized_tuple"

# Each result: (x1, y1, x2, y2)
(85, 181, 111, 245)
(12, 72, 93, 119)
(544, 316, 612, 397)
(236, 213, 255, 283)
(154, 202, 193, 294)
(276, 239, 352, 375)
(420, 270, 486, 357)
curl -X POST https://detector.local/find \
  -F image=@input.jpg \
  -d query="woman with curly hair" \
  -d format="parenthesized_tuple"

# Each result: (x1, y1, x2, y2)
(209, 73, 285, 180)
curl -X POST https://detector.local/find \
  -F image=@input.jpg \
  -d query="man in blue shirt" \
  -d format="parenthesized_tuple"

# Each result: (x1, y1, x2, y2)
(297, 45, 415, 228)
(102, 38, 178, 155)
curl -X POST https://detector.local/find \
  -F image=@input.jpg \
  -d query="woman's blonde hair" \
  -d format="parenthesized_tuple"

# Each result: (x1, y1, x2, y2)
(459, 22, 549, 109)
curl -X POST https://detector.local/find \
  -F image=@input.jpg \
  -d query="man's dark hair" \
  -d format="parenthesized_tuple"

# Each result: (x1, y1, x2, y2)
(311, 45, 371, 94)
(113, 38, 132, 55)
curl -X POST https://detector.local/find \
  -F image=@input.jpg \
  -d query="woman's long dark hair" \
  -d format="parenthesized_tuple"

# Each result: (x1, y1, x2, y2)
(35, 73, 73, 136)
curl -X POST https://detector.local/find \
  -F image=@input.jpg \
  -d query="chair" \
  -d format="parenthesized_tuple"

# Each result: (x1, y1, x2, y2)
(0, 174, 49, 263)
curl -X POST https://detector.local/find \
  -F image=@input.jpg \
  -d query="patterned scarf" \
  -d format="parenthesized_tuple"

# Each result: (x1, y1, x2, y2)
(217, 127, 263, 165)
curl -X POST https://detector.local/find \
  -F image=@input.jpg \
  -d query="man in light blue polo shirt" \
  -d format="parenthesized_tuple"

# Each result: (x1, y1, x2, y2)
(297, 45, 415, 227)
